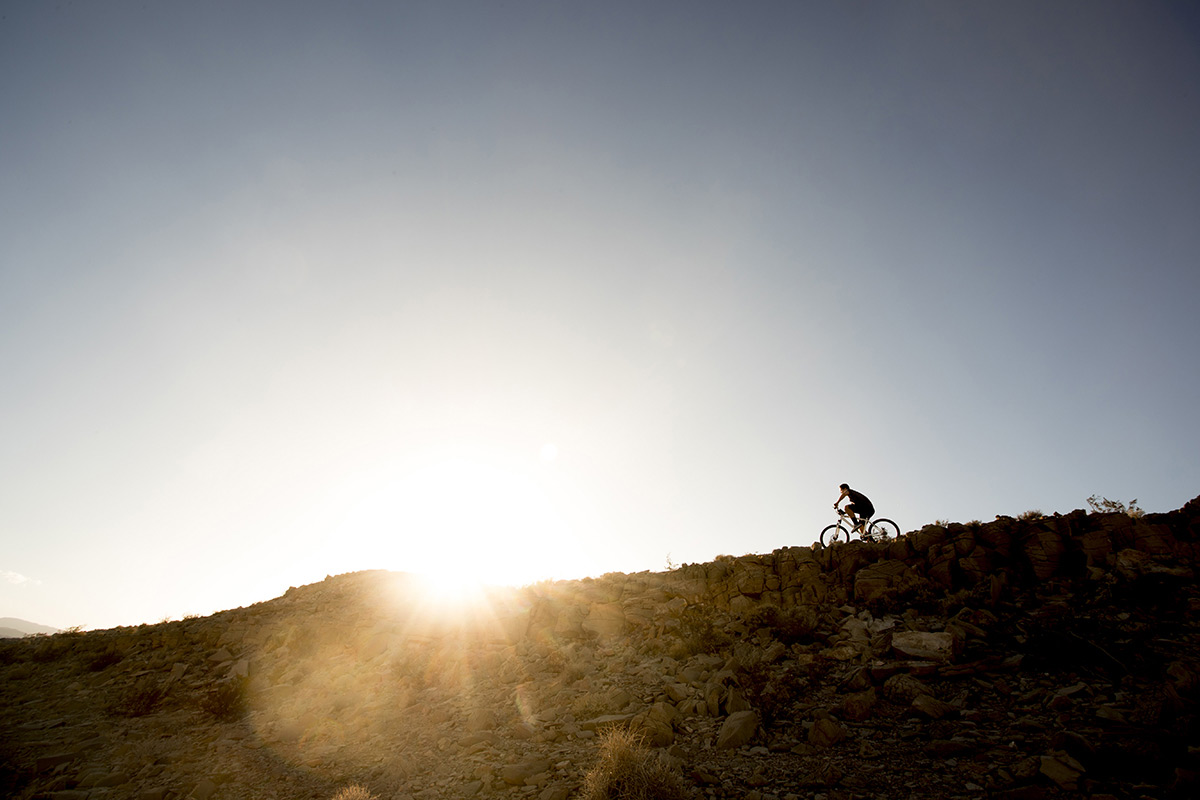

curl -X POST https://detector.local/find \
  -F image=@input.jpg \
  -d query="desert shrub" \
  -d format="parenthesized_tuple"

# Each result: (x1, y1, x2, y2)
(28, 631, 81, 664)
(547, 644, 593, 684)
(581, 728, 691, 800)
(737, 660, 807, 727)
(743, 606, 817, 645)
(390, 646, 433, 688)
(572, 694, 612, 721)
(0, 739, 34, 797)
(1086, 495, 1145, 517)
(87, 648, 123, 672)
(199, 677, 248, 721)
(109, 676, 166, 717)
(331, 786, 377, 800)
(1018, 509, 1044, 521)
(0, 640, 24, 666)
(670, 605, 730, 658)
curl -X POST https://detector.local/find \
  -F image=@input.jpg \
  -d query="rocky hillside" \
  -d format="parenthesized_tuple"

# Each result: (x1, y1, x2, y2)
(2, 498, 1199, 800)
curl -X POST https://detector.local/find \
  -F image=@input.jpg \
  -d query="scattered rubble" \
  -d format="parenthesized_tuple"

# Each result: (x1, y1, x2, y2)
(2, 497, 1199, 799)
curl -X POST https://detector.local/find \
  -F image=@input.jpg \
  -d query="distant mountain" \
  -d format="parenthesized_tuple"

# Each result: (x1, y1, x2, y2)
(0, 617, 59, 637)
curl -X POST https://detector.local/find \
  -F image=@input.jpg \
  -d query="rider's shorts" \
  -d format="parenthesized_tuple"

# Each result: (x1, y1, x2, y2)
(847, 503, 874, 519)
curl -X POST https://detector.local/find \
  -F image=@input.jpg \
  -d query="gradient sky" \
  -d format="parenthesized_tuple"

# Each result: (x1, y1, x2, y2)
(3, 1, 1198, 631)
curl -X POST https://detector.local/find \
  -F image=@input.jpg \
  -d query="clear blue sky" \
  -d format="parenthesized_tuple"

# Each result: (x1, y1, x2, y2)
(3, 1, 1198, 630)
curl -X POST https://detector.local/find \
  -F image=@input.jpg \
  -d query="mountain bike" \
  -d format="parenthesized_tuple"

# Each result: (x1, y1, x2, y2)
(820, 507, 901, 546)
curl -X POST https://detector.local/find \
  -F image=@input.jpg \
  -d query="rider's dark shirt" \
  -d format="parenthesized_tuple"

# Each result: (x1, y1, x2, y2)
(846, 489, 875, 517)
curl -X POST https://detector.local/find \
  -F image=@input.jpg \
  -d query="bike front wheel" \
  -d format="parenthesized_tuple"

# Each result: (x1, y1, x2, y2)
(868, 519, 900, 540)
(820, 524, 851, 546)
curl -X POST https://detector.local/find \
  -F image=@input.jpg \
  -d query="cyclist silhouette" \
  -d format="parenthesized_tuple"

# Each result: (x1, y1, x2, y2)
(835, 483, 875, 535)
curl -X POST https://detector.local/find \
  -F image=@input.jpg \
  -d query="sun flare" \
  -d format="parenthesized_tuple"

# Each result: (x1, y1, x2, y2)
(331, 447, 586, 591)
(410, 568, 490, 610)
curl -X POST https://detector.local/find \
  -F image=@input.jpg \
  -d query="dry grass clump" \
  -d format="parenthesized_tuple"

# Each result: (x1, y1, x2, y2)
(571, 694, 611, 721)
(108, 676, 167, 717)
(743, 604, 818, 645)
(581, 728, 691, 800)
(86, 647, 124, 672)
(331, 785, 377, 800)
(28, 632, 80, 663)
(198, 676, 248, 721)
(669, 605, 730, 659)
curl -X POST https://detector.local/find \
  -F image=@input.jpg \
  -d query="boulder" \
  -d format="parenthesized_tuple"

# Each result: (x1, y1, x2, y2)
(892, 631, 955, 662)
(579, 714, 635, 732)
(465, 707, 498, 732)
(912, 694, 956, 719)
(957, 547, 993, 584)
(841, 687, 876, 721)
(1022, 528, 1066, 579)
(854, 560, 917, 603)
(501, 760, 552, 786)
(912, 525, 948, 554)
(716, 710, 759, 749)
(882, 673, 933, 704)
(807, 717, 846, 747)
(1040, 752, 1085, 789)
(553, 604, 586, 638)
(582, 603, 626, 638)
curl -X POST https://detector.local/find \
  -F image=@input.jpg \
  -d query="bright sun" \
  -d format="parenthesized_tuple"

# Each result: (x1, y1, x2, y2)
(331, 447, 582, 595)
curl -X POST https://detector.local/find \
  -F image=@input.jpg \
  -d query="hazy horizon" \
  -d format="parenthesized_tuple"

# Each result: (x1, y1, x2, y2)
(3, 1, 1198, 630)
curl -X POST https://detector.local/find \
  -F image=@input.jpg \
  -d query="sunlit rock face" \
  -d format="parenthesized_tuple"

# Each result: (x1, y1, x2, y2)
(2, 496, 1199, 800)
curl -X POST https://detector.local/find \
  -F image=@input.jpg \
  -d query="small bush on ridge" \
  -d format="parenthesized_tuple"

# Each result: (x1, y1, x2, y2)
(1086, 495, 1145, 517)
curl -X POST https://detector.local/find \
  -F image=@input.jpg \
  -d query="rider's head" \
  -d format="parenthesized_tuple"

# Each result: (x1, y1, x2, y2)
(839, 483, 850, 491)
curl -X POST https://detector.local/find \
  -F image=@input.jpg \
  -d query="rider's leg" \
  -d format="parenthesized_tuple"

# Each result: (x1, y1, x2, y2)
(845, 503, 860, 532)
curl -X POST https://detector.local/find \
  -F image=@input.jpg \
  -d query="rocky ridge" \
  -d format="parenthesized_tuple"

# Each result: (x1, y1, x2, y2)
(2, 497, 1199, 800)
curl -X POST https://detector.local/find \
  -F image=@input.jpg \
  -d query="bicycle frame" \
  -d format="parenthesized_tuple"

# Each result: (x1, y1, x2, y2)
(834, 507, 870, 538)
(821, 507, 900, 546)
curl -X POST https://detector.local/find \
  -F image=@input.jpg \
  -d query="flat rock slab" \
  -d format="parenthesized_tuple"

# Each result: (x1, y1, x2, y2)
(717, 710, 759, 749)
(892, 631, 955, 662)
(501, 760, 552, 785)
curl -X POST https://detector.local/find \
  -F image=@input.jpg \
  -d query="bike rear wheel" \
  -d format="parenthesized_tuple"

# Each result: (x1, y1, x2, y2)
(820, 524, 851, 546)
(868, 518, 900, 540)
